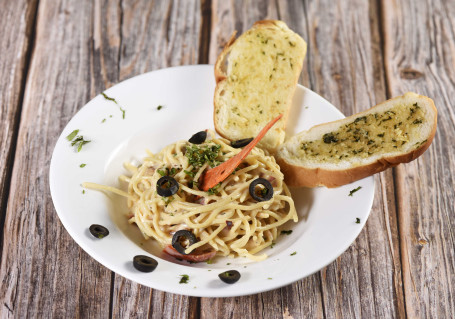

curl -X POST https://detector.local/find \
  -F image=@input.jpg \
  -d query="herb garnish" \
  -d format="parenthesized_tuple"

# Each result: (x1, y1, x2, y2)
(157, 105, 163, 110)
(184, 170, 195, 178)
(101, 118, 106, 123)
(66, 130, 79, 141)
(270, 242, 276, 248)
(179, 274, 189, 284)
(208, 183, 221, 195)
(185, 143, 221, 168)
(349, 186, 362, 196)
(67, 130, 91, 152)
(101, 92, 126, 119)
(290, 251, 297, 256)
(162, 196, 174, 206)
(80, 164, 86, 168)
(356, 218, 361, 224)
(158, 167, 177, 176)
(206, 259, 213, 264)
(281, 230, 293, 235)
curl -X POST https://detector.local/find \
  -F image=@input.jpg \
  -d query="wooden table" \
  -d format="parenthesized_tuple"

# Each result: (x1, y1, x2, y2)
(1, 0, 453, 317)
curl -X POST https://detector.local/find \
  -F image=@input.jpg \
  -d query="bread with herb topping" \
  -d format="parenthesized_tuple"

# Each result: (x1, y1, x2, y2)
(214, 20, 307, 153)
(275, 92, 438, 187)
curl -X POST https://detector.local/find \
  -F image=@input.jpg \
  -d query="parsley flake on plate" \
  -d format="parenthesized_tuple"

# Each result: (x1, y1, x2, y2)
(349, 186, 362, 196)
(179, 274, 189, 284)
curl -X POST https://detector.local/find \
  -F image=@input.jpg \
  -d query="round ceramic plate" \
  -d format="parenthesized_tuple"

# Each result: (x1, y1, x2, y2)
(49, 65, 374, 297)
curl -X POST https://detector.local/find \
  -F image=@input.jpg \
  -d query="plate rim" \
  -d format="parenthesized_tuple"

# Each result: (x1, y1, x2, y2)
(49, 64, 375, 297)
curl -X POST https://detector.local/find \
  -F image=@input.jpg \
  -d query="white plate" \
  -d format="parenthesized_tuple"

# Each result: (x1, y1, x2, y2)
(50, 65, 374, 297)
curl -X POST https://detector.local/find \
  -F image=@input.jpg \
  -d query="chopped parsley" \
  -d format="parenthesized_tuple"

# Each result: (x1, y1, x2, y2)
(226, 263, 231, 265)
(101, 118, 106, 123)
(281, 230, 293, 235)
(157, 105, 163, 110)
(158, 167, 176, 176)
(161, 196, 174, 206)
(179, 274, 189, 284)
(184, 170, 195, 178)
(270, 242, 276, 248)
(66, 130, 79, 141)
(82, 190, 85, 194)
(67, 130, 91, 152)
(185, 143, 221, 168)
(290, 251, 297, 256)
(349, 186, 362, 196)
(268, 277, 273, 280)
(101, 92, 126, 119)
(206, 259, 213, 264)
(356, 218, 361, 224)
(101, 92, 117, 103)
(80, 164, 86, 168)
(207, 183, 221, 195)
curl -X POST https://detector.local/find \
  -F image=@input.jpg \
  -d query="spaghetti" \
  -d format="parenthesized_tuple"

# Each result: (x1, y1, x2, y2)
(85, 131, 297, 261)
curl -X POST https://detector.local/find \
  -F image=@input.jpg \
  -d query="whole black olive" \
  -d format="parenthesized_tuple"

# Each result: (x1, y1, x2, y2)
(172, 230, 197, 255)
(231, 138, 253, 148)
(189, 131, 207, 144)
(89, 224, 109, 239)
(133, 255, 158, 272)
(218, 270, 241, 284)
(156, 176, 179, 197)
(249, 178, 274, 202)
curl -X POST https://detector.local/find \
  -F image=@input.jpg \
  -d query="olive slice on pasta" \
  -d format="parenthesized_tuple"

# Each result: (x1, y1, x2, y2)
(231, 138, 253, 148)
(249, 178, 274, 201)
(133, 255, 158, 272)
(172, 230, 197, 255)
(188, 131, 207, 144)
(156, 176, 179, 197)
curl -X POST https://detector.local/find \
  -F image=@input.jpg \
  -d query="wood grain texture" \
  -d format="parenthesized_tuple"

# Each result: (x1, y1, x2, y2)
(205, 0, 402, 317)
(0, 1, 114, 317)
(1, 0, 454, 317)
(303, 0, 405, 317)
(0, 0, 38, 263)
(382, 0, 455, 317)
(111, 1, 204, 318)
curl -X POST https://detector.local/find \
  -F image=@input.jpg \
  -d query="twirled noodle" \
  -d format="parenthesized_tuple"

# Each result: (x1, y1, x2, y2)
(84, 131, 297, 261)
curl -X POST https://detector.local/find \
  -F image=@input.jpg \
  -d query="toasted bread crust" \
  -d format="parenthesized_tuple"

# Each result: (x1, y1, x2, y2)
(276, 93, 438, 188)
(213, 20, 306, 153)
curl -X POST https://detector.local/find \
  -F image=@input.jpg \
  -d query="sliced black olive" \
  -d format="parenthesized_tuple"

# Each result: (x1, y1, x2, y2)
(218, 270, 241, 284)
(172, 230, 197, 255)
(89, 224, 109, 239)
(189, 131, 207, 144)
(231, 138, 253, 148)
(156, 176, 179, 197)
(249, 178, 274, 202)
(133, 255, 158, 272)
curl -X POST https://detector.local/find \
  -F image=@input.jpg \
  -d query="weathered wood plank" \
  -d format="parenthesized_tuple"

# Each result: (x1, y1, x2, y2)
(382, 0, 455, 317)
(205, 0, 404, 318)
(203, 1, 325, 317)
(0, 0, 38, 264)
(111, 1, 204, 318)
(303, 0, 406, 318)
(0, 0, 114, 317)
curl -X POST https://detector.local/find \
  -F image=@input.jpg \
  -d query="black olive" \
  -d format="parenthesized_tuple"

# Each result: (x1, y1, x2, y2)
(156, 176, 179, 197)
(172, 230, 197, 255)
(89, 224, 109, 239)
(249, 178, 273, 202)
(133, 255, 158, 272)
(189, 131, 207, 144)
(218, 270, 241, 284)
(231, 138, 253, 148)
